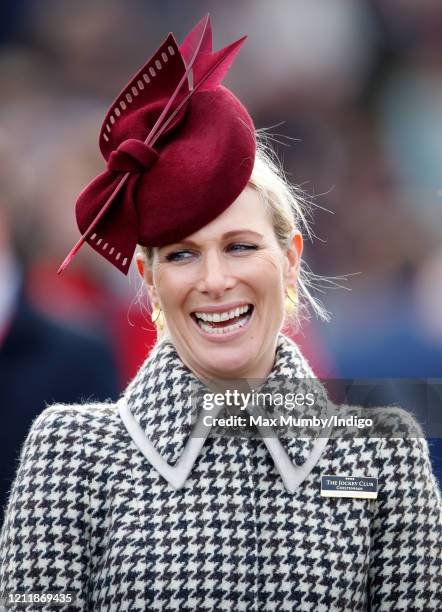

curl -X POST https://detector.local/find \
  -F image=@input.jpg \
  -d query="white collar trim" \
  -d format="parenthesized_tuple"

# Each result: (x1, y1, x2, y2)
(118, 396, 330, 494)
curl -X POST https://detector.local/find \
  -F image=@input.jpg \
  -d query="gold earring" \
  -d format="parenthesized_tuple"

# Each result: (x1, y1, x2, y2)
(151, 305, 165, 331)
(285, 285, 298, 315)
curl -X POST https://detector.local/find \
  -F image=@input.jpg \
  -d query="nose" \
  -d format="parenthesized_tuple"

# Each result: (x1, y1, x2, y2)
(196, 249, 234, 298)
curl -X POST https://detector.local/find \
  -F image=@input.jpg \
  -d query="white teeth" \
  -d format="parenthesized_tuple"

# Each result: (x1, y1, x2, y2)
(197, 311, 252, 335)
(194, 304, 250, 322)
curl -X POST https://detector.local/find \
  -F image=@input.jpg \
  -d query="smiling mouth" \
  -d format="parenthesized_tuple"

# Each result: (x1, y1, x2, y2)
(191, 304, 254, 335)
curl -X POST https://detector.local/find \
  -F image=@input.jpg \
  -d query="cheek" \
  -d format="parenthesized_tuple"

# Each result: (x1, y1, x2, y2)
(153, 268, 174, 306)
(153, 267, 192, 313)
(251, 251, 286, 287)
(255, 253, 287, 315)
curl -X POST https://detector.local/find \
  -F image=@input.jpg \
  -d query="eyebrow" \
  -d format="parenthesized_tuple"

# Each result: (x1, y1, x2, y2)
(163, 230, 265, 249)
(222, 230, 264, 240)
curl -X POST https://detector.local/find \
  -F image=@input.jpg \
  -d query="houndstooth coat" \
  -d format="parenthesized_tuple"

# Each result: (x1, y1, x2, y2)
(0, 334, 441, 611)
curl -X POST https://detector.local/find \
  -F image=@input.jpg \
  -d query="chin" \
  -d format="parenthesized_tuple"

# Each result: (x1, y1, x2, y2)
(198, 346, 258, 379)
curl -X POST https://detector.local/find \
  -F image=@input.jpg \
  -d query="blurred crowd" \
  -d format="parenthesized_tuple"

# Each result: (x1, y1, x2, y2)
(1, 0, 441, 492)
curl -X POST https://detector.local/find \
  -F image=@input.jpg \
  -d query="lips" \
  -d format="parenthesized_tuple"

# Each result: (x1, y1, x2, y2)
(191, 303, 253, 335)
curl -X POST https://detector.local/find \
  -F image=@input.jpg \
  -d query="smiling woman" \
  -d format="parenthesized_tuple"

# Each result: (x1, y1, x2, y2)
(0, 15, 441, 612)
(139, 139, 327, 346)
(135, 151, 305, 381)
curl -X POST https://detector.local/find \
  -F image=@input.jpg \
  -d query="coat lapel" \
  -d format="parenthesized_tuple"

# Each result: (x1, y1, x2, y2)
(122, 334, 330, 490)
(124, 340, 201, 465)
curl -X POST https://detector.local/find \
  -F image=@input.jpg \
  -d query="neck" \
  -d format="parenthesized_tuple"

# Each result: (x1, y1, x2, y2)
(171, 335, 280, 386)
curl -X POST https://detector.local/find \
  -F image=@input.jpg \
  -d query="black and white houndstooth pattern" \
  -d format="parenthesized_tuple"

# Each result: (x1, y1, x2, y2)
(0, 334, 441, 611)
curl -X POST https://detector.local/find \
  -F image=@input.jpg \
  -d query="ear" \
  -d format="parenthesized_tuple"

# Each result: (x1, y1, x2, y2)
(135, 252, 145, 280)
(284, 230, 303, 286)
(135, 251, 158, 304)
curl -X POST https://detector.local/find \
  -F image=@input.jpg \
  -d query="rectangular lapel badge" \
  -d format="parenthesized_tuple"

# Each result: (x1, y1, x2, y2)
(321, 474, 378, 499)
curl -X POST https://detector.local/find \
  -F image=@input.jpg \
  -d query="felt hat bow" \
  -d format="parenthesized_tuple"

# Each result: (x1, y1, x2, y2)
(59, 15, 256, 275)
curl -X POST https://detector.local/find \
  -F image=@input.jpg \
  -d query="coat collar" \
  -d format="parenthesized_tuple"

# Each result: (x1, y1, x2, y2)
(121, 333, 330, 492)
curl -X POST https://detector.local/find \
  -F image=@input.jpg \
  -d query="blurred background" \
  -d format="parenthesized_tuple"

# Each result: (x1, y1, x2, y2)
(0, 0, 441, 509)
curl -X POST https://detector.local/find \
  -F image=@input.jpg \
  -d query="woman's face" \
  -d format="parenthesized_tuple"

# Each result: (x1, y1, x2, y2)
(140, 186, 302, 381)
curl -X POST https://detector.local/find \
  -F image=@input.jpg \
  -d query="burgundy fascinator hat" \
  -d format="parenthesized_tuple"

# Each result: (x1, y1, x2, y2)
(58, 15, 256, 275)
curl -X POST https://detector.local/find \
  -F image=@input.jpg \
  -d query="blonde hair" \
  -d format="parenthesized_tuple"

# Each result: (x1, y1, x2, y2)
(138, 132, 331, 336)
